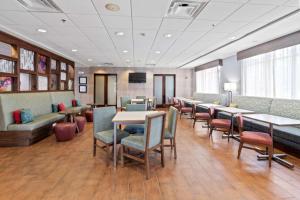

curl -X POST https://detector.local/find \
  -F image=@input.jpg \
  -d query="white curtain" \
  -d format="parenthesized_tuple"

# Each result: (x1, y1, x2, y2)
(241, 44, 300, 99)
(196, 66, 220, 94)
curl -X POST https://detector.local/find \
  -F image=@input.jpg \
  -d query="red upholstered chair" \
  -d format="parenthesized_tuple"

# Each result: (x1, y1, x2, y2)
(193, 104, 210, 128)
(236, 115, 273, 167)
(208, 107, 231, 142)
(75, 116, 86, 132)
(54, 123, 76, 142)
(85, 110, 93, 122)
(179, 100, 193, 119)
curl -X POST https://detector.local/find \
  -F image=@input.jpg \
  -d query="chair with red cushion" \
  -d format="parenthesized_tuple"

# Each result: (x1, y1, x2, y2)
(173, 98, 180, 110)
(208, 107, 231, 142)
(236, 114, 273, 167)
(179, 100, 193, 119)
(193, 104, 210, 128)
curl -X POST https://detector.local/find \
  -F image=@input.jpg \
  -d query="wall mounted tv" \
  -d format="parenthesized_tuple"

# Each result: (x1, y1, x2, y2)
(128, 72, 146, 83)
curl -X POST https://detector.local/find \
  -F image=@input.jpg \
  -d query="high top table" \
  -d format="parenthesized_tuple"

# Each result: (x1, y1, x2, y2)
(243, 114, 300, 169)
(215, 107, 254, 140)
(197, 103, 224, 109)
(112, 111, 159, 168)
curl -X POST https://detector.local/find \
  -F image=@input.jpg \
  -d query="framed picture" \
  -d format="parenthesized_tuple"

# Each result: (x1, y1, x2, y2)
(79, 85, 87, 93)
(20, 48, 34, 71)
(38, 54, 47, 74)
(0, 77, 12, 92)
(60, 72, 66, 81)
(50, 59, 57, 70)
(79, 76, 87, 84)
(61, 62, 66, 71)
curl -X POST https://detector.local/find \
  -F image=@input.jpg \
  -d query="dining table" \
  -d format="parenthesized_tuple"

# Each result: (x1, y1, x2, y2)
(243, 113, 300, 169)
(111, 111, 159, 168)
(197, 103, 224, 109)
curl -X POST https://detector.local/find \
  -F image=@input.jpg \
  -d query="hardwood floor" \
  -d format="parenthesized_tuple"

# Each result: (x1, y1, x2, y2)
(0, 115, 300, 200)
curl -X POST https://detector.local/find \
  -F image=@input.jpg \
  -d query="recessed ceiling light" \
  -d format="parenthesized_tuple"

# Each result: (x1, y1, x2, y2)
(37, 28, 47, 33)
(230, 36, 236, 40)
(155, 51, 161, 54)
(115, 31, 125, 36)
(105, 3, 120, 12)
(122, 50, 128, 53)
(88, 59, 93, 62)
(164, 33, 172, 38)
(72, 49, 78, 52)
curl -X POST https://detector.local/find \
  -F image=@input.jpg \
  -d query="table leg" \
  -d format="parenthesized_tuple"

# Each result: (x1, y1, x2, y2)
(222, 113, 240, 141)
(113, 122, 117, 169)
(256, 124, 294, 169)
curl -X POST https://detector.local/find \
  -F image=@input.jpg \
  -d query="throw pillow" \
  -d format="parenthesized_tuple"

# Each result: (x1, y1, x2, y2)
(13, 110, 22, 124)
(58, 103, 66, 111)
(76, 100, 81, 106)
(52, 104, 58, 113)
(72, 99, 77, 107)
(229, 103, 238, 108)
(21, 109, 33, 124)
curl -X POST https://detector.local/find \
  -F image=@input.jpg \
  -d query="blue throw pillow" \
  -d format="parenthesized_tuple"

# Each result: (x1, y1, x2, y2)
(76, 100, 81, 106)
(52, 104, 58, 113)
(21, 109, 33, 124)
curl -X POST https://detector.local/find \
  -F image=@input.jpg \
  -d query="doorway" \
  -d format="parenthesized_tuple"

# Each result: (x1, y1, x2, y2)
(94, 74, 117, 107)
(153, 74, 176, 106)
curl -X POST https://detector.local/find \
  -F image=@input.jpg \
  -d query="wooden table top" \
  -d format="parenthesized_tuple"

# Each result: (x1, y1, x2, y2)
(216, 107, 254, 114)
(59, 108, 80, 115)
(112, 111, 160, 123)
(243, 114, 300, 126)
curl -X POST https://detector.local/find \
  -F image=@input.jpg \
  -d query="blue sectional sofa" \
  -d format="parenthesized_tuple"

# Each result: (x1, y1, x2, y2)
(193, 93, 300, 155)
(0, 91, 87, 146)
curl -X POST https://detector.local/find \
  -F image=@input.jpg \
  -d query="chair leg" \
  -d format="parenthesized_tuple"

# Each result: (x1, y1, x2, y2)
(120, 145, 124, 167)
(268, 145, 273, 167)
(180, 112, 182, 119)
(93, 137, 96, 157)
(227, 131, 230, 143)
(193, 118, 196, 128)
(106, 144, 110, 163)
(145, 151, 150, 179)
(161, 145, 165, 167)
(209, 126, 213, 138)
(237, 142, 243, 159)
(173, 138, 177, 159)
(170, 139, 173, 150)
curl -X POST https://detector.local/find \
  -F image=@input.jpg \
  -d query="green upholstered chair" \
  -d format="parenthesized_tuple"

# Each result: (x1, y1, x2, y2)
(120, 96, 131, 111)
(164, 106, 179, 159)
(93, 107, 129, 160)
(123, 104, 147, 134)
(120, 112, 166, 179)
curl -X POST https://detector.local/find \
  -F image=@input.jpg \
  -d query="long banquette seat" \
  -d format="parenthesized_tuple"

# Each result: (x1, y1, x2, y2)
(0, 91, 87, 146)
(193, 93, 300, 154)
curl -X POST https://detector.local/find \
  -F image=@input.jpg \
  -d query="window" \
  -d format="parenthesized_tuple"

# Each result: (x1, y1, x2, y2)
(241, 44, 300, 99)
(196, 66, 220, 93)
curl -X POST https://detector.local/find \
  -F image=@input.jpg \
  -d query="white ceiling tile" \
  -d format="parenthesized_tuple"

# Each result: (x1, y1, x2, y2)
(0, 11, 43, 25)
(131, 0, 170, 18)
(101, 15, 131, 29)
(0, 0, 26, 11)
(68, 14, 104, 28)
(254, 6, 298, 23)
(54, 0, 97, 14)
(197, 2, 243, 20)
(284, 0, 300, 6)
(133, 17, 162, 30)
(212, 21, 248, 33)
(160, 18, 191, 31)
(187, 19, 219, 32)
(31, 13, 74, 27)
(248, 0, 288, 5)
(226, 4, 276, 22)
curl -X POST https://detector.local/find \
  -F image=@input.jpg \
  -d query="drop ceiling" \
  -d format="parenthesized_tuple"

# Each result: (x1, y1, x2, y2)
(0, 0, 299, 68)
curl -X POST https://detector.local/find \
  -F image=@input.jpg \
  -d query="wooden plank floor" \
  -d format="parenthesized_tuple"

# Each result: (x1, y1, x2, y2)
(0, 115, 300, 200)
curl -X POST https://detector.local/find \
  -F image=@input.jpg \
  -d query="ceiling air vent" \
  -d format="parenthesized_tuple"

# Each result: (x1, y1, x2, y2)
(16, 0, 62, 13)
(166, 0, 209, 19)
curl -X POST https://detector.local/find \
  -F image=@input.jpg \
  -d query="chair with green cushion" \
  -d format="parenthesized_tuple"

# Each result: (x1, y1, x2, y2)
(93, 107, 129, 161)
(120, 112, 166, 179)
(123, 104, 147, 134)
(164, 106, 179, 159)
(120, 96, 131, 111)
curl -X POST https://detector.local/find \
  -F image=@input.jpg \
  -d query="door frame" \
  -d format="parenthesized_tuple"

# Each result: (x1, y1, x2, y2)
(153, 74, 176, 107)
(94, 73, 117, 107)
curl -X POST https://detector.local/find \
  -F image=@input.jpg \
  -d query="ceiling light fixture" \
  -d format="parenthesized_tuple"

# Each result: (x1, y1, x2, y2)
(122, 50, 128, 53)
(105, 3, 120, 12)
(230, 36, 236, 40)
(155, 51, 161, 54)
(37, 28, 47, 33)
(115, 31, 125, 36)
(164, 33, 172, 38)
(72, 49, 78, 52)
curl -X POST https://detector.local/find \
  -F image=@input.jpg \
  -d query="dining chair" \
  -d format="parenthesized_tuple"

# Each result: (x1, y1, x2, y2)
(136, 96, 146, 99)
(120, 96, 131, 111)
(173, 98, 181, 110)
(164, 106, 179, 159)
(120, 112, 166, 179)
(236, 114, 273, 167)
(179, 100, 193, 119)
(208, 107, 231, 142)
(93, 107, 129, 161)
(193, 104, 210, 128)
(123, 104, 147, 134)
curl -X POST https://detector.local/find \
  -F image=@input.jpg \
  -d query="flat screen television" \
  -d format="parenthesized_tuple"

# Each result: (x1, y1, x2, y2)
(128, 72, 146, 83)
